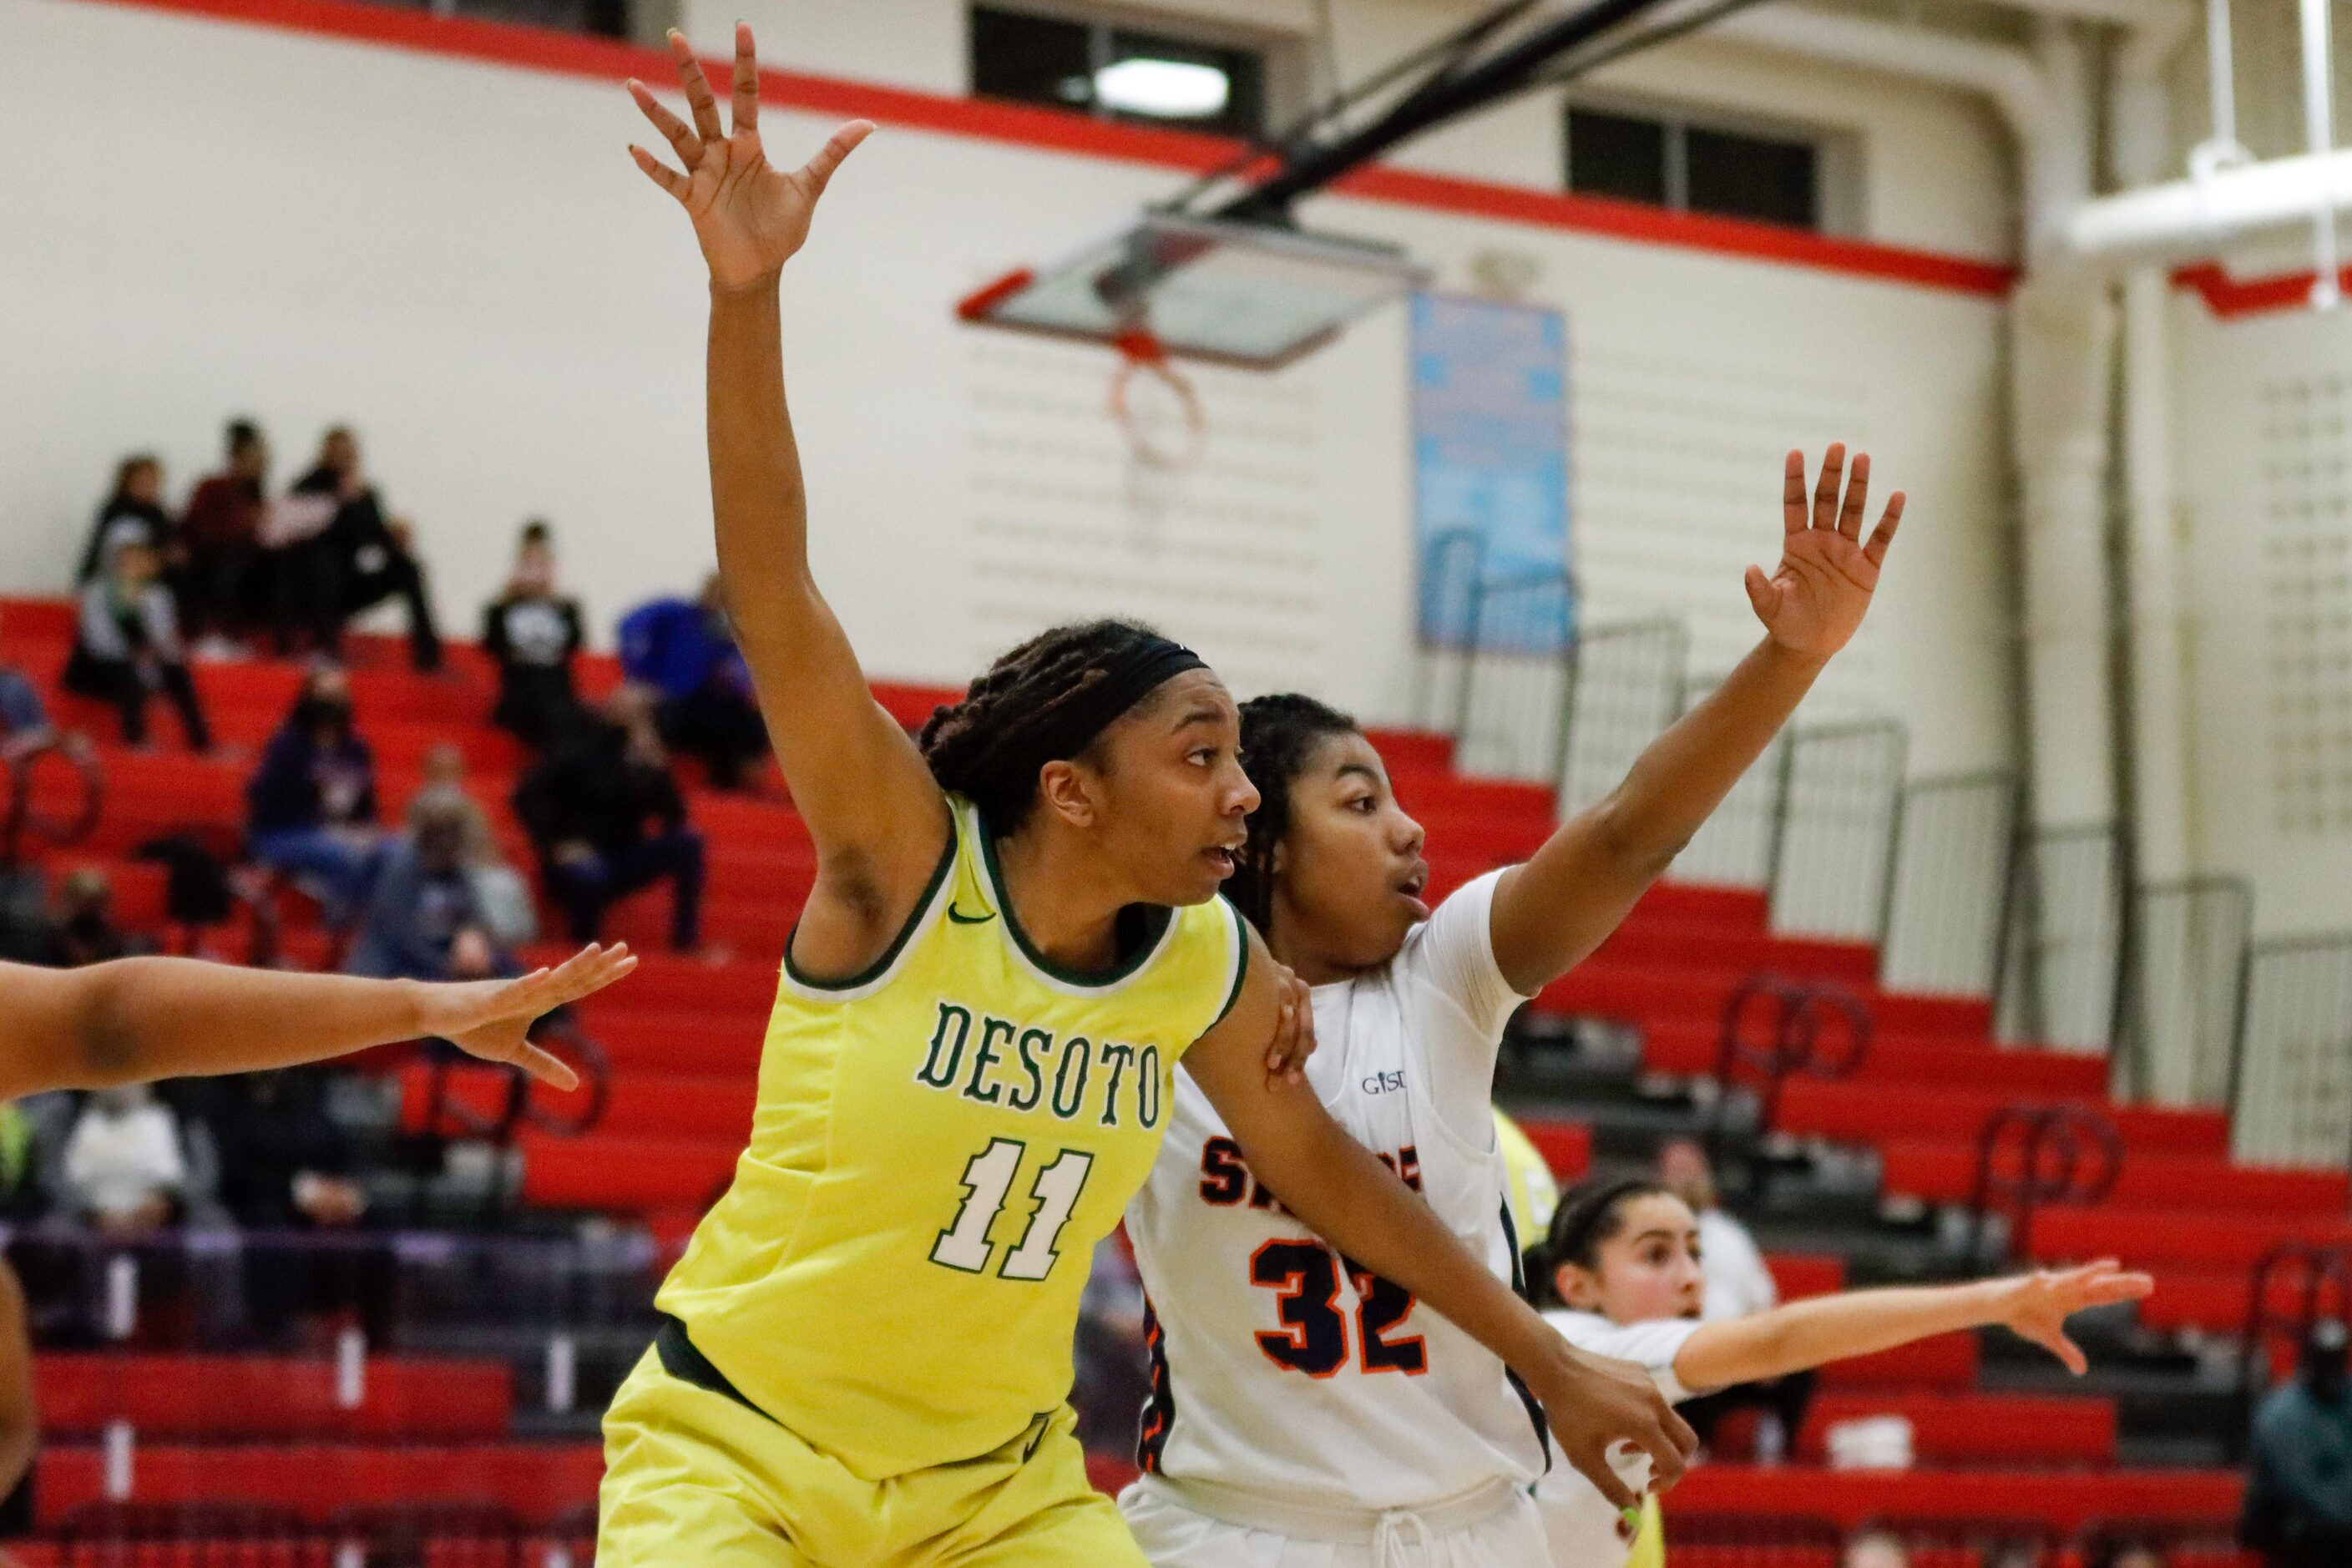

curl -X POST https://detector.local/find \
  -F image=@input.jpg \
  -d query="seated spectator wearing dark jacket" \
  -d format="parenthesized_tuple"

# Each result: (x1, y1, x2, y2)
(62, 539, 211, 752)
(515, 685, 703, 952)
(482, 521, 585, 750)
(78, 454, 185, 600)
(268, 427, 443, 671)
(176, 1065, 382, 1344)
(345, 797, 511, 982)
(619, 574, 766, 792)
(178, 418, 269, 645)
(2243, 1319, 2352, 1568)
(245, 665, 385, 923)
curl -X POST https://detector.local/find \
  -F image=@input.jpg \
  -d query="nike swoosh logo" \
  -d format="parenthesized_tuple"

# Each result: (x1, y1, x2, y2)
(948, 904, 997, 925)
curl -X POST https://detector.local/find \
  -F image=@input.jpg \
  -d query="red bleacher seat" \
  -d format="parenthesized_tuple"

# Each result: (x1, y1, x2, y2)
(1766, 1254, 1846, 1300)
(1817, 1333, 1980, 1392)
(1671, 1465, 2244, 1532)
(35, 1443, 604, 1528)
(1798, 1392, 2116, 1465)
(34, 1355, 512, 1441)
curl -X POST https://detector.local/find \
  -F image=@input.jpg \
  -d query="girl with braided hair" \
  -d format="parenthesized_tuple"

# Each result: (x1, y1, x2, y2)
(1119, 446, 1910, 1565)
(602, 25, 1689, 1567)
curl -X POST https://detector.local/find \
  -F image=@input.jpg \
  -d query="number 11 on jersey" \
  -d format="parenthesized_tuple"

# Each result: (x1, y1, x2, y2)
(931, 1137, 1095, 1282)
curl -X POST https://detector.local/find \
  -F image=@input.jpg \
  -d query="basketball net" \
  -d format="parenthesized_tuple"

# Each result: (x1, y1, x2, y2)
(1109, 331, 1204, 544)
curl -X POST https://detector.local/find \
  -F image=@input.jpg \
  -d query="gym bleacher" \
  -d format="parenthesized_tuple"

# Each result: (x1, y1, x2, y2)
(0, 594, 2339, 1565)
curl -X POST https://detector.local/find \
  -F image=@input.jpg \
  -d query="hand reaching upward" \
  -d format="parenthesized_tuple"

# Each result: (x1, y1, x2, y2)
(1745, 445, 1904, 659)
(628, 25, 873, 291)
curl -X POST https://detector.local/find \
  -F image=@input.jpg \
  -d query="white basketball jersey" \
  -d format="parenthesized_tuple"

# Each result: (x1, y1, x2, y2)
(1124, 873, 1550, 1511)
(1532, 1309, 1703, 1568)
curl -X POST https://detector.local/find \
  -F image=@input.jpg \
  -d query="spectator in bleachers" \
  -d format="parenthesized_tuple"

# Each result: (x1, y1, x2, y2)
(1657, 1135, 1809, 1459)
(409, 742, 539, 948)
(514, 685, 705, 953)
(245, 665, 385, 924)
(179, 1065, 378, 1344)
(273, 427, 443, 671)
(38, 868, 138, 969)
(0, 629, 60, 766)
(482, 520, 586, 750)
(178, 417, 270, 648)
(1843, 1527, 1911, 1568)
(619, 574, 767, 792)
(345, 795, 506, 982)
(76, 454, 185, 598)
(2242, 1318, 2351, 1568)
(57, 1084, 189, 1235)
(62, 538, 213, 753)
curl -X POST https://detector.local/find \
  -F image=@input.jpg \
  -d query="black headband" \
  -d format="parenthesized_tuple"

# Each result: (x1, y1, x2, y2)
(1026, 635, 1208, 762)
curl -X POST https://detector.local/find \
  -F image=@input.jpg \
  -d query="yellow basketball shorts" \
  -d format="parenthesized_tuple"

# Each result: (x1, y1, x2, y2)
(598, 1345, 1146, 1567)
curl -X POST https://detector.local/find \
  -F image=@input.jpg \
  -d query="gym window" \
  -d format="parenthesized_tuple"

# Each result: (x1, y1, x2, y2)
(969, 4, 1272, 140)
(367, 1, 656, 42)
(1566, 101, 1835, 232)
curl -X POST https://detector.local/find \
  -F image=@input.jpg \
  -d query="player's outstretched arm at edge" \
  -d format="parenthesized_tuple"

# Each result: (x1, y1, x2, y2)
(1488, 446, 1904, 994)
(629, 25, 947, 975)
(1669, 1262, 2154, 1389)
(0, 945, 635, 1102)
(1184, 928, 1696, 1512)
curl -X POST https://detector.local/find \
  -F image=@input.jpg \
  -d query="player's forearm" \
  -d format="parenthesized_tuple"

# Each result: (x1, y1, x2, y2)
(1262, 1118, 1580, 1387)
(1599, 637, 1826, 865)
(1676, 1279, 2000, 1390)
(61, 959, 432, 1087)
(706, 280, 817, 643)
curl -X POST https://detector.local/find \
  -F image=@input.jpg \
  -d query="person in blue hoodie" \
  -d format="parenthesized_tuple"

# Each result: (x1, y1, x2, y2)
(618, 573, 767, 791)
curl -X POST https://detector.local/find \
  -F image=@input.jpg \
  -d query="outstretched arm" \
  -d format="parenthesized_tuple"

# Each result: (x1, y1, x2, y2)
(1489, 447, 1904, 993)
(1186, 929, 1697, 1510)
(629, 27, 946, 978)
(1672, 1261, 2153, 1391)
(0, 944, 635, 1101)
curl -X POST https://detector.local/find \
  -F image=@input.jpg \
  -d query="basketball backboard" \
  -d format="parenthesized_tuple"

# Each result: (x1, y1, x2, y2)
(956, 213, 1429, 370)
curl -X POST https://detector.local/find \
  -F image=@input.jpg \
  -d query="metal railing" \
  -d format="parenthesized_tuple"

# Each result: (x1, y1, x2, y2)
(2233, 934, 2352, 1167)
(1702, 975, 1871, 1185)
(1995, 823, 2128, 1057)
(1879, 771, 2021, 998)
(1962, 1104, 2123, 1265)
(1765, 719, 1908, 943)
(1558, 619, 1687, 815)
(2, 738, 104, 864)
(1409, 528, 1485, 733)
(1449, 569, 1576, 782)
(1672, 675, 1783, 889)
(4, 1226, 663, 1349)
(2119, 875, 2254, 1110)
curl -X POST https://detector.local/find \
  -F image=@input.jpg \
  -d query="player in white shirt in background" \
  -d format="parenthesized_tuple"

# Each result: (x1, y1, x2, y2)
(1119, 448, 1904, 1566)
(1531, 1176, 2155, 1568)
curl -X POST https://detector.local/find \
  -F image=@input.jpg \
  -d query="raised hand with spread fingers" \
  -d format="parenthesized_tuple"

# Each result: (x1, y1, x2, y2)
(627, 25, 873, 291)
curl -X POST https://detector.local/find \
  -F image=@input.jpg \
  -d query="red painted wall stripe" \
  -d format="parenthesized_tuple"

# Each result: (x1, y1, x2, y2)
(71, 0, 2016, 299)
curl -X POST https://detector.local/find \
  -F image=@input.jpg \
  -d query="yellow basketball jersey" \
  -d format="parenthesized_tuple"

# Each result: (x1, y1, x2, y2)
(656, 797, 1247, 1480)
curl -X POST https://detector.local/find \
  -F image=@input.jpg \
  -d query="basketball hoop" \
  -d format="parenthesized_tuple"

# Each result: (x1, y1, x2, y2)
(1109, 330, 1206, 471)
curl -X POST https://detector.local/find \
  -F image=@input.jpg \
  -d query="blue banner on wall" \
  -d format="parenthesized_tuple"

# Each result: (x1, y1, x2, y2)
(1411, 293, 1573, 654)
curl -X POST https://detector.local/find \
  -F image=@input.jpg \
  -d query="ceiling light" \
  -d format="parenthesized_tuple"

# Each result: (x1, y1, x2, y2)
(1093, 58, 1231, 119)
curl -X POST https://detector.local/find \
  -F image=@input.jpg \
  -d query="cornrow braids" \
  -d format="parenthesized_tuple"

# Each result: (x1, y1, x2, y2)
(918, 619, 1184, 833)
(1533, 1175, 1669, 1308)
(1227, 693, 1363, 935)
